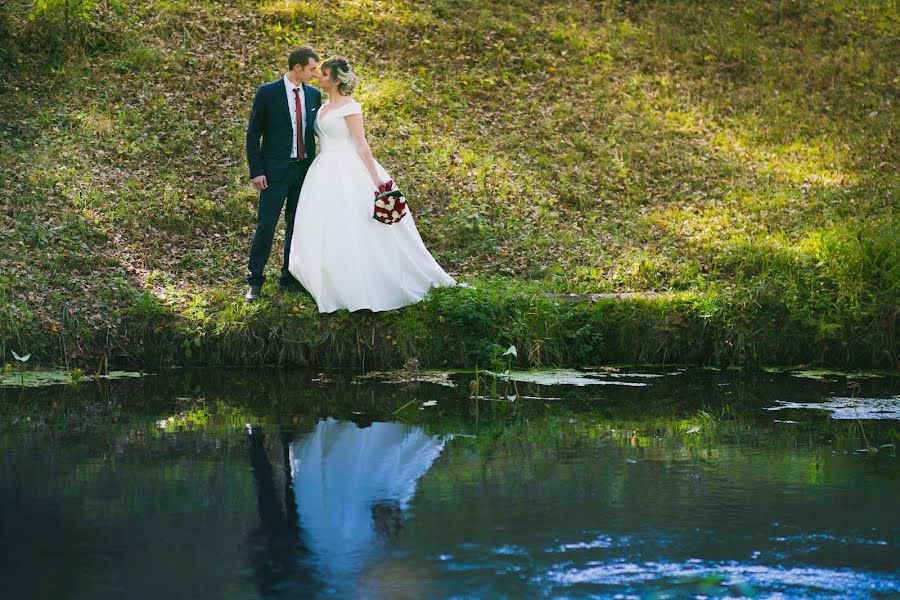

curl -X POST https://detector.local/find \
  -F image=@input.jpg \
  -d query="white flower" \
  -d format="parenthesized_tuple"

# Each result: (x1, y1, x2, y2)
(375, 199, 386, 208)
(391, 210, 400, 219)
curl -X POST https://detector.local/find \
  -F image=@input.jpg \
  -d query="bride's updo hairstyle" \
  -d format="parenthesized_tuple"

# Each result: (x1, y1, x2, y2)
(321, 57, 360, 96)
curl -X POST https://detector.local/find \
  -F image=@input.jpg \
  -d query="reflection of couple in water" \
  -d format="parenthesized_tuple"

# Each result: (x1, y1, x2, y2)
(246, 418, 449, 598)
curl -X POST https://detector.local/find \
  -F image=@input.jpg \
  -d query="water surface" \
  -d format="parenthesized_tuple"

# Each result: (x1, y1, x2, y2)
(1, 368, 898, 598)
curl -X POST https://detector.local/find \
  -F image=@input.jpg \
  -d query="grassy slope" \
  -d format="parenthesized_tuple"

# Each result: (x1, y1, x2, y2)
(0, 0, 897, 369)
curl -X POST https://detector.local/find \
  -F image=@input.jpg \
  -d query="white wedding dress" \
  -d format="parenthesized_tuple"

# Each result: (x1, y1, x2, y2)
(289, 418, 450, 591)
(288, 100, 456, 313)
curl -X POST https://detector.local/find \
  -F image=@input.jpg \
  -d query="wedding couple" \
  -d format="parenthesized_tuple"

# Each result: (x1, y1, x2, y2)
(244, 46, 456, 312)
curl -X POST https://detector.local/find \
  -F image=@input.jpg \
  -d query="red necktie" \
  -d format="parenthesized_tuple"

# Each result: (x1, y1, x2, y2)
(293, 87, 305, 159)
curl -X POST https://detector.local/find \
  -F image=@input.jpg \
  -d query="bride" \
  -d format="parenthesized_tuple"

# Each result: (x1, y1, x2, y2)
(288, 57, 456, 313)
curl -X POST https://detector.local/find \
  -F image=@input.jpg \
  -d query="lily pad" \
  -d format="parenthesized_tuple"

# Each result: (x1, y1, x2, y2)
(105, 371, 144, 379)
(486, 369, 649, 387)
(606, 372, 666, 379)
(0, 370, 145, 388)
(763, 367, 892, 380)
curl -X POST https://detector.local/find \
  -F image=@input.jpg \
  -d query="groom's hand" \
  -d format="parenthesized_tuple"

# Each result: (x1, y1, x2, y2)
(252, 175, 268, 192)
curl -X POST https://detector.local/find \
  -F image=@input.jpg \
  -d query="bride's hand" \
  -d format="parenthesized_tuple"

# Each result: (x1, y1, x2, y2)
(375, 178, 392, 192)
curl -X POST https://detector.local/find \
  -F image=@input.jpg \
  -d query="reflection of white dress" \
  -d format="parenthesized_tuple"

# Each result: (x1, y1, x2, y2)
(288, 100, 456, 313)
(289, 418, 448, 589)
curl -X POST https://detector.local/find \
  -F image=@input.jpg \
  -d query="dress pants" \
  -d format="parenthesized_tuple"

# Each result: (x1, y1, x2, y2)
(246, 159, 311, 287)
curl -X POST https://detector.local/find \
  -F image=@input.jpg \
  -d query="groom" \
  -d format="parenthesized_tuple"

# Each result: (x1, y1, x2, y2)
(244, 46, 322, 301)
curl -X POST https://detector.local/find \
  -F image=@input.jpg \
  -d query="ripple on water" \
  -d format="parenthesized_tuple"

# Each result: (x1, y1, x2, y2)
(541, 560, 900, 598)
(437, 529, 899, 598)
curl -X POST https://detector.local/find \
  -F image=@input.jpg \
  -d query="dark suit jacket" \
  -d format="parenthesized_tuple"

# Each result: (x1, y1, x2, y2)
(246, 79, 322, 181)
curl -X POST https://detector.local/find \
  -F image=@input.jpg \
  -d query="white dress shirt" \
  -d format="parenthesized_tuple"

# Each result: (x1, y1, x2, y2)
(283, 74, 307, 159)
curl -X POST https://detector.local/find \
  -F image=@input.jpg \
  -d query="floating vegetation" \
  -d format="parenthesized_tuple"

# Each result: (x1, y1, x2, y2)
(763, 368, 892, 381)
(0, 370, 144, 388)
(766, 397, 900, 420)
(607, 373, 669, 379)
(353, 370, 458, 388)
(486, 369, 650, 387)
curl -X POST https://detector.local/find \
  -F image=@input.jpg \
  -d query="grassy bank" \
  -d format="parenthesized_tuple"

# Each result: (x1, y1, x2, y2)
(1, 0, 897, 370)
(4, 270, 897, 371)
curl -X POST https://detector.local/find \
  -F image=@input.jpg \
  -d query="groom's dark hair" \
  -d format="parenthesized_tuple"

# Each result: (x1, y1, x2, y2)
(289, 46, 319, 69)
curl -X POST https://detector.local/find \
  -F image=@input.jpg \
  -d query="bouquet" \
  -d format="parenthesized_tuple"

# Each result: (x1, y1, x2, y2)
(372, 180, 408, 225)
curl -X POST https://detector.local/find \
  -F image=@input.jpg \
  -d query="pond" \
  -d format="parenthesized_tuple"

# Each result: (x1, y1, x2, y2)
(1, 368, 898, 599)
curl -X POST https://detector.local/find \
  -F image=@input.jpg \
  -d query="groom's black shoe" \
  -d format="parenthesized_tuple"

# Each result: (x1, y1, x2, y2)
(277, 279, 302, 292)
(244, 285, 261, 302)
(278, 279, 314, 300)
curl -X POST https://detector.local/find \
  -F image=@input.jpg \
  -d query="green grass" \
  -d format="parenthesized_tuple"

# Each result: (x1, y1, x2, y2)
(0, 0, 897, 369)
